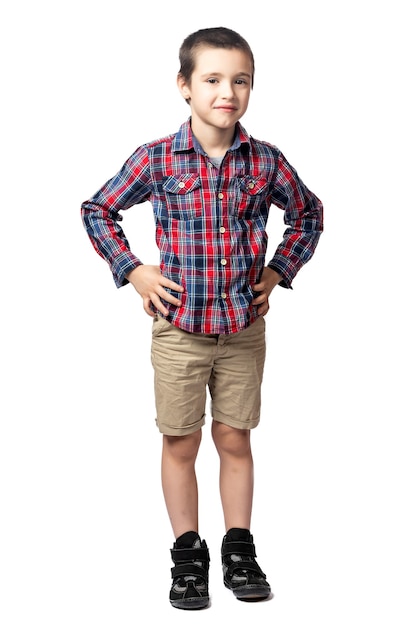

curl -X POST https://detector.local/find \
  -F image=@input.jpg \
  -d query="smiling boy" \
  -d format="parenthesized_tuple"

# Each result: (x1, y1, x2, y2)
(81, 27, 323, 610)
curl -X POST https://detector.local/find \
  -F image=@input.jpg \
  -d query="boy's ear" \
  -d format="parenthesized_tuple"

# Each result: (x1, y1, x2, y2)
(177, 73, 191, 101)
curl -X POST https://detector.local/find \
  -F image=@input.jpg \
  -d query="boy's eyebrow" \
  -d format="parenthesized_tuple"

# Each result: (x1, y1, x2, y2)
(200, 71, 252, 79)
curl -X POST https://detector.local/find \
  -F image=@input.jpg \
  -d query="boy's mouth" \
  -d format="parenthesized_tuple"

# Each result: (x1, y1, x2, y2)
(214, 106, 237, 112)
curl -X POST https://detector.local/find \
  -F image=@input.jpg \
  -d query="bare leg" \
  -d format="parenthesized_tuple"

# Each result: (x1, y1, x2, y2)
(161, 430, 202, 538)
(211, 421, 253, 531)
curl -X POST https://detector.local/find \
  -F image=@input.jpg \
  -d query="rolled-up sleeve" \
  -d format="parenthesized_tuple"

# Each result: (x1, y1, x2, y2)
(268, 152, 323, 288)
(81, 145, 152, 287)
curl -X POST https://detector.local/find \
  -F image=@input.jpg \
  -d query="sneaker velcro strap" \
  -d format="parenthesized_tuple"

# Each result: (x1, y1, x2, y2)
(225, 560, 266, 579)
(170, 547, 210, 563)
(221, 541, 257, 558)
(171, 563, 208, 578)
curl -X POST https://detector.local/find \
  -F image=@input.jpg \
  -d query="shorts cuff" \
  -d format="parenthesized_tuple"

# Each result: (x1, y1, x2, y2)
(156, 414, 206, 436)
(212, 413, 260, 430)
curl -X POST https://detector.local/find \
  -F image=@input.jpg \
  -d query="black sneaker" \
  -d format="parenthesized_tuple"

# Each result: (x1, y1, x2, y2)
(169, 531, 210, 610)
(221, 528, 271, 601)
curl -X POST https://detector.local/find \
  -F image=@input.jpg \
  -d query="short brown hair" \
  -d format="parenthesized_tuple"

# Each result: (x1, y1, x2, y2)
(178, 26, 255, 88)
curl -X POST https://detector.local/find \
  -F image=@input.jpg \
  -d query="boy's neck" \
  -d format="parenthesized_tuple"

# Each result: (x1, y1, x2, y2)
(190, 119, 236, 158)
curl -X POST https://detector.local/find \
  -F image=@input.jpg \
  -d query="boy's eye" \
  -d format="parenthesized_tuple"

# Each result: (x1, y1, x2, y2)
(205, 77, 249, 85)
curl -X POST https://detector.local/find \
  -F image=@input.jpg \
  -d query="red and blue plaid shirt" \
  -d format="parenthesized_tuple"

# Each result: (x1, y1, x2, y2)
(81, 119, 323, 334)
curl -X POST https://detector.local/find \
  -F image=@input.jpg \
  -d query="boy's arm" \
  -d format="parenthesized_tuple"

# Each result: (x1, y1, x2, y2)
(81, 146, 152, 287)
(269, 152, 324, 288)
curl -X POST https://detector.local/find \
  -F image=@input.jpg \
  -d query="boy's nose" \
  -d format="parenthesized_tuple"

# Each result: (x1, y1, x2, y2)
(220, 82, 235, 99)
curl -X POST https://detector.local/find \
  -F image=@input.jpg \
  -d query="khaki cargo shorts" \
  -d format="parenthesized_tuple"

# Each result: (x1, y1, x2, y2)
(151, 316, 266, 436)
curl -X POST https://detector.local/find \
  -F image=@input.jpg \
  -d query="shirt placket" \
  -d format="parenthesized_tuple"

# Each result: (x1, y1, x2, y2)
(202, 156, 232, 332)
(216, 177, 231, 313)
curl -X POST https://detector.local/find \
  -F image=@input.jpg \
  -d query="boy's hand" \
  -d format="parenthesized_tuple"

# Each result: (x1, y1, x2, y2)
(252, 267, 282, 316)
(126, 265, 184, 317)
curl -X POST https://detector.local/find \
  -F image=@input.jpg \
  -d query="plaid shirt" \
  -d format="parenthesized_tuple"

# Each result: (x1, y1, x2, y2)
(81, 119, 323, 334)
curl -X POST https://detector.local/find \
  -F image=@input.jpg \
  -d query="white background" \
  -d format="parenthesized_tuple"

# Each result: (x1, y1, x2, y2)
(1, 1, 416, 624)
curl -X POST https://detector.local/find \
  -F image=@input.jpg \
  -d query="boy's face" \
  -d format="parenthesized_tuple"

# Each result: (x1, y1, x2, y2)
(178, 46, 252, 133)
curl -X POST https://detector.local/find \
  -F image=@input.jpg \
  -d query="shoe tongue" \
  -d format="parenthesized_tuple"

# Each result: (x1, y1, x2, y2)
(226, 528, 251, 542)
(175, 530, 201, 548)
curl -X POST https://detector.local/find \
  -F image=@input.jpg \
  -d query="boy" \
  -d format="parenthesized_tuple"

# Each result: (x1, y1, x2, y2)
(81, 26, 323, 610)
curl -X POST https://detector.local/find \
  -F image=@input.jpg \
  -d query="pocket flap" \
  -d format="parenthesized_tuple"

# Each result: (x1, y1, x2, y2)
(238, 175, 269, 195)
(162, 174, 201, 194)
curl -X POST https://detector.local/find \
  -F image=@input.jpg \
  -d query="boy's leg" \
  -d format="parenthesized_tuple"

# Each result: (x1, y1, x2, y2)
(151, 317, 217, 609)
(162, 429, 210, 610)
(209, 318, 270, 601)
(209, 316, 265, 530)
(212, 423, 270, 601)
(161, 430, 201, 537)
(211, 422, 253, 530)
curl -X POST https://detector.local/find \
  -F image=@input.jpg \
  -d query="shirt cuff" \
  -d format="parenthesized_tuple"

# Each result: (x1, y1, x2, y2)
(112, 252, 143, 288)
(267, 261, 295, 290)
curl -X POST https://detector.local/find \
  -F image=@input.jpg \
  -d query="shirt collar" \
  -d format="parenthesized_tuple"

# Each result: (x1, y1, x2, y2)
(172, 117, 251, 154)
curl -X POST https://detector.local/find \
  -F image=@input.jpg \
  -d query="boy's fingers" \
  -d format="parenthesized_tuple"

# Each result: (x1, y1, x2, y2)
(156, 285, 182, 306)
(161, 276, 184, 292)
(150, 294, 169, 317)
(143, 297, 156, 317)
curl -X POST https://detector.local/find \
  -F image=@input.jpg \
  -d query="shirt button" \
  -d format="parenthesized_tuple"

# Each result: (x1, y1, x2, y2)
(221, 292, 227, 299)
(218, 192, 224, 199)
(219, 226, 226, 234)
(178, 182, 185, 188)
(220, 259, 227, 266)
(248, 182, 255, 189)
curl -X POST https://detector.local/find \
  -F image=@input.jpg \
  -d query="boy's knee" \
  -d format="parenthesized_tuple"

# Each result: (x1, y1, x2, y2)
(212, 422, 251, 456)
(163, 430, 202, 460)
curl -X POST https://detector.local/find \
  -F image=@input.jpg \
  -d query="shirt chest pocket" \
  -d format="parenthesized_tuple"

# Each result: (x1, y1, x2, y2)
(235, 175, 269, 219)
(162, 174, 202, 219)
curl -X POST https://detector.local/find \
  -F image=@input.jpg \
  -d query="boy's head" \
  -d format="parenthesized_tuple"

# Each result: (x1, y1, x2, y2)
(178, 27, 255, 92)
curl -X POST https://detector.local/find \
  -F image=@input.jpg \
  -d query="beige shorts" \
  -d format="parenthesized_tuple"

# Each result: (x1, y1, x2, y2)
(150, 316, 266, 436)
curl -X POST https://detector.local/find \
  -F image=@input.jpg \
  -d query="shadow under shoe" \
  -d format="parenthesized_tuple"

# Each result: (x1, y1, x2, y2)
(170, 534, 210, 610)
(221, 528, 271, 601)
